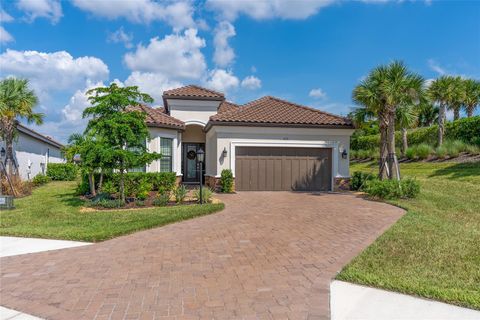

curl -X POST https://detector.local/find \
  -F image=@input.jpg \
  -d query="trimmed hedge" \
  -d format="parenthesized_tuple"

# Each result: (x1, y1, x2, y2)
(79, 172, 177, 197)
(220, 169, 234, 193)
(47, 163, 78, 181)
(351, 116, 480, 150)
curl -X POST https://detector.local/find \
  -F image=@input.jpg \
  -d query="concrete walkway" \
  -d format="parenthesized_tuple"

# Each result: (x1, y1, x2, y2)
(330, 280, 480, 320)
(0, 306, 42, 320)
(0, 236, 91, 258)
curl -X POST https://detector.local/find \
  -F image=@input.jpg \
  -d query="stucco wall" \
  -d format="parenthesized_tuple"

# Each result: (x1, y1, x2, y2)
(182, 125, 206, 143)
(167, 99, 221, 125)
(147, 127, 182, 176)
(206, 126, 354, 179)
(1, 132, 64, 180)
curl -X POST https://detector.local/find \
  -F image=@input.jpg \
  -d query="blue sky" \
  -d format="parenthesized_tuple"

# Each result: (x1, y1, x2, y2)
(1, 0, 479, 142)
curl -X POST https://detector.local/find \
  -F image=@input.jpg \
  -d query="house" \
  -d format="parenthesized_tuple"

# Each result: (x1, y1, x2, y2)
(135, 85, 354, 192)
(0, 124, 64, 180)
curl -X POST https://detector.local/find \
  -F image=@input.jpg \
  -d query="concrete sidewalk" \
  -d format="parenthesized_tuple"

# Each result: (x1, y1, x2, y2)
(331, 280, 480, 320)
(0, 236, 90, 258)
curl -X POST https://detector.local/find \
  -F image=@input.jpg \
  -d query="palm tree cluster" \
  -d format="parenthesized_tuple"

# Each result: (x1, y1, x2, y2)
(352, 61, 480, 180)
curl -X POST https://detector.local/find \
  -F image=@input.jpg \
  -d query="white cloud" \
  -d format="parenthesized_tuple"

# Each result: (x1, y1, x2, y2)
(309, 88, 327, 99)
(1, 9, 14, 22)
(206, 0, 336, 21)
(124, 28, 206, 80)
(241, 75, 261, 90)
(428, 59, 447, 75)
(107, 27, 133, 48)
(0, 49, 109, 99)
(61, 80, 103, 123)
(17, 0, 62, 24)
(124, 71, 183, 103)
(72, 0, 195, 30)
(213, 21, 236, 67)
(204, 69, 239, 93)
(0, 26, 13, 43)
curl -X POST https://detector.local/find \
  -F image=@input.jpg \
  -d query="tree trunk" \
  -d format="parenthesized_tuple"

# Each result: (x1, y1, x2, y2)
(88, 171, 96, 196)
(387, 110, 400, 180)
(467, 105, 474, 118)
(401, 127, 408, 157)
(453, 107, 460, 121)
(438, 103, 446, 146)
(5, 125, 16, 177)
(378, 112, 389, 180)
(98, 170, 104, 192)
(119, 169, 125, 203)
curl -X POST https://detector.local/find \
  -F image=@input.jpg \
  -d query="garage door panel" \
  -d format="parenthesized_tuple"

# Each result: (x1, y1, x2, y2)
(236, 147, 332, 191)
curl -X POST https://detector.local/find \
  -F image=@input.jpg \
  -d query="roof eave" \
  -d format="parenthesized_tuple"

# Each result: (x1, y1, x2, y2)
(147, 123, 185, 131)
(205, 121, 354, 132)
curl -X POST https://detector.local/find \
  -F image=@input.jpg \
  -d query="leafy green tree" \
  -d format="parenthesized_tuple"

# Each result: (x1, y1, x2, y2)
(64, 133, 109, 196)
(463, 79, 480, 117)
(0, 78, 43, 176)
(82, 83, 160, 202)
(428, 76, 458, 145)
(396, 104, 418, 157)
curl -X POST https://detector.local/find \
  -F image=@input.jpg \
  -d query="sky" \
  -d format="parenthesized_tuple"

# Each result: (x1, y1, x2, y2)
(1, 0, 479, 143)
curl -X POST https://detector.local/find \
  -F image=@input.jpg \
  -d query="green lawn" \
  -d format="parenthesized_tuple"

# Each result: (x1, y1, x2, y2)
(0, 181, 224, 242)
(337, 161, 480, 310)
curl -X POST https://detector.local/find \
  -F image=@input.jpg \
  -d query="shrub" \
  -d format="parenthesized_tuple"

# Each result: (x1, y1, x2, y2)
(405, 147, 416, 160)
(153, 193, 170, 206)
(32, 174, 51, 186)
(194, 187, 213, 203)
(435, 145, 448, 158)
(350, 171, 375, 191)
(1, 175, 32, 196)
(173, 185, 187, 203)
(46, 163, 78, 181)
(86, 198, 124, 209)
(364, 178, 420, 200)
(220, 169, 234, 193)
(101, 180, 117, 195)
(465, 144, 480, 155)
(415, 144, 434, 160)
(135, 178, 152, 200)
(135, 200, 146, 207)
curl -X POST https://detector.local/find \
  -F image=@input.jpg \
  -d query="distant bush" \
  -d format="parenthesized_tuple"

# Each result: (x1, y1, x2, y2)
(415, 144, 434, 159)
(350, 171, 375, 191)
(351, 116, 480, 150)
(364, 178, 420, 200)
(32, 174, 51, 186)
(47, 163, 78, 181)
(435, 145, 447, 158)
(220, 169, 234, 193)
(405, 147, 416, 160)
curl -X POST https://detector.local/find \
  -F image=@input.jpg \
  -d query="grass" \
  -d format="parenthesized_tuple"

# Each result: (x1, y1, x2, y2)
(0, 181, 224, 242)
(337, 161, 480, 310)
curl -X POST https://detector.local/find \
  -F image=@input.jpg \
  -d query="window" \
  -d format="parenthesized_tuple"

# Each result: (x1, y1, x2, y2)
(160, 137, 173, 172)
(128, 142, 146, 172)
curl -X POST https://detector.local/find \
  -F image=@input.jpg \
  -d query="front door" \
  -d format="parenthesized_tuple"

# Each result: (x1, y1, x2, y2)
(182, 143, 205, 183)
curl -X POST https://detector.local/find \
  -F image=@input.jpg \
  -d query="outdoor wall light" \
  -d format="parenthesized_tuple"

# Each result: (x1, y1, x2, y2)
(342, 149, 348, 159)
(222, 147, 228, 158)
(0, 147, 5, 159)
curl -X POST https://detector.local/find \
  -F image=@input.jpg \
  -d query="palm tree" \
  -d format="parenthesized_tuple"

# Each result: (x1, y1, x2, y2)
(417, 102, 438, 127)
(463, 79, 480, 117)
(353, 69, 389, 179)
(428, 76, 457, 146)
(396, 104, 418, 157)
(448, 76, 466, 121)
(0, 78, 42, 176)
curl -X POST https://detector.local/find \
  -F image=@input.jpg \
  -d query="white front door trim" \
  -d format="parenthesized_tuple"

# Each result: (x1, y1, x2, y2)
(229, 140, 339, 192)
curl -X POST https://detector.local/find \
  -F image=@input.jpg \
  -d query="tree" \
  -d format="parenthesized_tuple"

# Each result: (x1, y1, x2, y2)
(463, 79, 480, 117)
(64, 133, 109, 196)
(447, 76, 466, 121)
(428, 76, 458, 146)
(82, 83, 160, 202)
(417, 102, 438, 127)
(0, 78, 43, 176)
(353, 61, 423, 180)
(396, 104, 418, 157)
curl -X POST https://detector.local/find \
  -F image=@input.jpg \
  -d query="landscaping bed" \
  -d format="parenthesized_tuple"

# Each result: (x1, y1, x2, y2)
(337, 161, 480, 310)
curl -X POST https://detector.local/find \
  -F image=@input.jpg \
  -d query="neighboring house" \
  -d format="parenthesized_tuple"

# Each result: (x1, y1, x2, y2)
(0, 124, 64, 180)
(134, 85, 354, 192)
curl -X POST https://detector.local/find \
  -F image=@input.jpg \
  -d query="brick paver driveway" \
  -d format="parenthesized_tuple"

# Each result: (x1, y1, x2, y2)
(0, 192, 404, 320)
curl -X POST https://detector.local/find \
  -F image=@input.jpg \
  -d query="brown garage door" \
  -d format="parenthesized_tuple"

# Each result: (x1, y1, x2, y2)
(235, 147, 332, 191)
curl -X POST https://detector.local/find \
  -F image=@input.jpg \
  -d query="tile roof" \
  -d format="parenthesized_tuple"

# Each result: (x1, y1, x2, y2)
(209, 96, 353, 127)
(217, 101, 239, 114)
(129, 105, 185, 130)
(163, 85, 225, 100)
